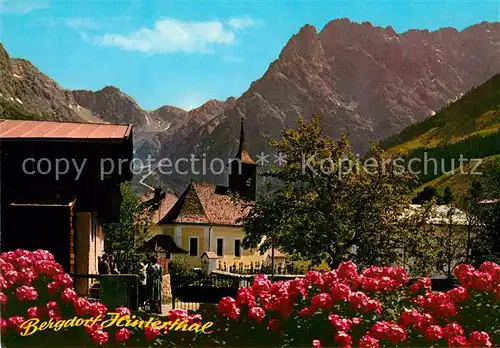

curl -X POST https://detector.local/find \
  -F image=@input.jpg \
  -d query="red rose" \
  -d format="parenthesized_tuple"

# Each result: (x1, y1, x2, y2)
(444, 323, 464, 339)
(47, 281, 64, 296)
(410, 277, 431, 294)
(73, 297, 90, 316)
(312, 339, 322, 348)
(48, 309, 62, 321)
(335, 331, 353, 347)
(217, 296, 240, 319)
(359, 334, 380, 348)
(188, 314, 202, 323)
(447, 286, 468, 303)
(61, 288, 78, 303)
(46, 301, 59, 311)
(54, 274, 73, 287)
(0, 292, 7, 305)
(311, 293, 333, 311)
(331, 283, 351, 301)
(478, 261, 500, 280)
(298, 307, 314, 318)
(7, 315, 25, 334)
(144, 326, 160, 341)
(88, 302, 107, 317)
(252, 274, 271, 295)
(425, 325, 444, 341)
(168, 308, 188, 322)
(0, 318, 8, 335)
(85, 323, 103, 335)
(4, 270, 19, 288)
(27, 306, 40, 319)
(115, 306, 132, 317)
(90, 329, 109, 345)
(337, 261, 358, 279)
(305, 271, 325, 286)
(115, 327, 131, 343)
(18, 268, 37, 285)
(16, 285, 38, 301)
(236, 287, 256, 307)
(448, 335, 469, 347)
(469, 331, 493, 347)
(329, 314, 358, 332)
(248, 306, 266, 324)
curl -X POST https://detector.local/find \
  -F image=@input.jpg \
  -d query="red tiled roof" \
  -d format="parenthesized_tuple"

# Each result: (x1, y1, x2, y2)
(158, 182, 252, 226)
(152, 193, 178, 224)
(140, 191, 178, 224)
(0, 120, 132, 140)
(202, 251, 219, 259)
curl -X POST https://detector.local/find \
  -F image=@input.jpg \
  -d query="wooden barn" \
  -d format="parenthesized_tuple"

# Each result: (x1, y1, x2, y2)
(0, 119, 133, 294)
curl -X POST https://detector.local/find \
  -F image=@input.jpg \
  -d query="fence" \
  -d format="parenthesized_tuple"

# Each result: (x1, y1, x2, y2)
(216, 260, 314, 275)
(170, 271, 253, 311)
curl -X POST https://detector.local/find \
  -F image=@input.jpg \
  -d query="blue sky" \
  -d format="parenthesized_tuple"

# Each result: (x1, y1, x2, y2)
(1, 0, 498, 110)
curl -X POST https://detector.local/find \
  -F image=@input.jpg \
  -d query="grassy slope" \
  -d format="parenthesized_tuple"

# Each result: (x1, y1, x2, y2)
(382, 73, 500, 190)
(383, 73, 500, 154)
(416, 154, 500, 192)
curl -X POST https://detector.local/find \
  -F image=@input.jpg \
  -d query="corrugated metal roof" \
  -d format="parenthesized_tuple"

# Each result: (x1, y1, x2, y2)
(0, 120, 132, 140)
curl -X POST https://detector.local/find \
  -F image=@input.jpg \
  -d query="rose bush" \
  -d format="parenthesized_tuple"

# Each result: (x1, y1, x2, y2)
(213, 261, 499, 347)
(0, 249, 206, 347)
(2, 249, 499, 347)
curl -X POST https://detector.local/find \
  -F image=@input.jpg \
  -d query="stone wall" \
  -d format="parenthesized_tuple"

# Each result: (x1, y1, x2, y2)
(162, 274, 172, 304)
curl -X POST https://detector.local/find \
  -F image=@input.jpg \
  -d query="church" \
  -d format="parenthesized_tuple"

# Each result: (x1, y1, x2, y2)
(144, 120, 283, 269)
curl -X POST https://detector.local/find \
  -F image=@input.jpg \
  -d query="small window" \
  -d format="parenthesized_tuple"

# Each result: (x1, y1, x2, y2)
(234, 239, 241, 257)
(216, 238, 224, 256)
(189, 238, 198, 256)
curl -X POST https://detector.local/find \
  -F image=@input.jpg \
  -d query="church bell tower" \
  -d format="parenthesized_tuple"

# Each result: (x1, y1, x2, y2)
(228, 118, 257, 201)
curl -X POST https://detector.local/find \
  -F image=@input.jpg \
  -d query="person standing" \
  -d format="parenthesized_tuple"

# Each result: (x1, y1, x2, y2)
(98, 254, 111, 275)
(109, 255, 120, 274)
(146, 255, 163, 314)
(138, 262, 147, 309)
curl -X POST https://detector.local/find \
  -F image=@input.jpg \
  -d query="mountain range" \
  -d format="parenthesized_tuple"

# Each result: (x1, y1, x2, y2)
(1, 19, 499, 193)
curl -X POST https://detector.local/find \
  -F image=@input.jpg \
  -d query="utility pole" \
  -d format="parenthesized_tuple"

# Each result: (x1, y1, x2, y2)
(271, 245, 275, 279)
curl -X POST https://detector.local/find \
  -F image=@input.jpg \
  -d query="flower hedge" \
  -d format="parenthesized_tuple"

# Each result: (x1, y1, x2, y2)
(1, 249, 499, 347)
(0, 249, 206, 347)
(213, 261, 500, 347)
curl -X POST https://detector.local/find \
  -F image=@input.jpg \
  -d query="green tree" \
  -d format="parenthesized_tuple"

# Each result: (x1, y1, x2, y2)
(472, 166, 500, 265)
(397, 200, 440, 276)
(457, 181, 484, 264)
(103, 183, 153, 274)
(437, 200, 468, 278)
(443, 186, 453, 204)
(240, 115, 429, 269)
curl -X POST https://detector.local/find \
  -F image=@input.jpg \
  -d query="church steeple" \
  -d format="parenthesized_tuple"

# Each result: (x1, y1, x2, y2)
(228, 117, 257, 200)
(235, 118, 256, 165)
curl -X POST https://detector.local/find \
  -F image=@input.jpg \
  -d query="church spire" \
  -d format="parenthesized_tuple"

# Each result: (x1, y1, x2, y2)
(235, 117, 256, 165)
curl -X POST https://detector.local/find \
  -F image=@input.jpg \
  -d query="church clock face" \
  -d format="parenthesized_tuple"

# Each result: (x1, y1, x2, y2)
(246, 178, 252, 187)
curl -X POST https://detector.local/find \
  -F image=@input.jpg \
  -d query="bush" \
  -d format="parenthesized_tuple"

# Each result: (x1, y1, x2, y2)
(213, 261, 500, 347)
(0, 249, 207, 347)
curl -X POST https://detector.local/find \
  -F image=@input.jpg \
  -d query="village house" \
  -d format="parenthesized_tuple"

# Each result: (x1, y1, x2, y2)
(0, 119, 133, 295)
(141, 120, 285, 269)
(401, 204, 470, 278)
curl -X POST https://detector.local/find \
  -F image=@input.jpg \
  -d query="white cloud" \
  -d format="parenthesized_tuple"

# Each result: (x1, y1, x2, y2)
(95, 16, 257, 54)
(228, 16, 256, 30)
(1, 0, 49, 14)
